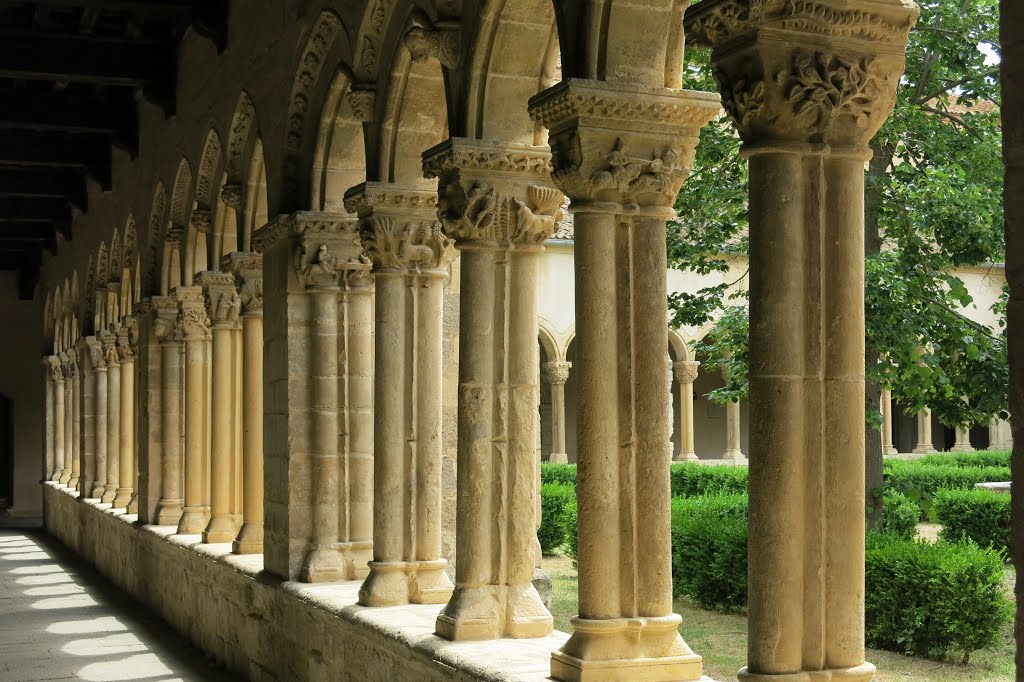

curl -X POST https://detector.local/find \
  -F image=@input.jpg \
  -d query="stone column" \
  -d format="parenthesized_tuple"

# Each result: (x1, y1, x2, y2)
(41, 357, 55, 481)
(176, 286, 211, 535)
(422, 139, 565, 639)
(156, 299, 184, 525)
(78, 339, 96, 498)
(723, 399, 747, 463)
(59, 353, 73, 484)
(68, 353, 80, 491)
(256, 211, 371, 582)
(530, 82, 718, 679)
(88, 336, 108, 500)
(912, 408, 936, 455)
(989, 416, 1012, 450)
(881, 389, 897, 455)
(951, 426, 974, 453)
(226, 253, 264, 554)
(48, 357, 64, 482)
(685, 3, 917, 680)
(346, 182, 454, 605)
(113, 323, 135, 508)
(197, 272, 242, 544)
(673, 361, 700, 462)
(101, 330, 120, 504)
(543, 361, 571, 464)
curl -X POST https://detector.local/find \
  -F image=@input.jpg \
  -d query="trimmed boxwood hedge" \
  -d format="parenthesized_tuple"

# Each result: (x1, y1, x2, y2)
(883, 460, 1011, 520)
(562, 497, 578, 567)
(540, 463, 577, 487)
(882, 489, 920, 540)
(539, 483, 575, 554)
(918, 450, 1011, 469)
(669, 462, 748, 497)
(865, 533, 1011, 663)
(670, 494, 749, 612)
(935, 488, 1011, 555)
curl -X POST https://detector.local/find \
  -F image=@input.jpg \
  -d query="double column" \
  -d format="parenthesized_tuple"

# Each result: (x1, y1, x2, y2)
(175, 286, 211, 535)
(673, 361, 700, 462)
(345, 182, 453, 606)
(152, 297, 184, 525)
(43, 356, 63, 482)
(101, 330, 119, 504)
(81, 335, 106, 500)
(530, 82, 719, 679)
(881, 389, 897, 455)
(421, 139, 563, 638)
(66, 352, 80, 490)
(257, 211, 374, 582)
(686, 3, 916, 680)
(113, 321, 136, 509)
(544, 361, 571, 464)
(912, 408, 936, 455)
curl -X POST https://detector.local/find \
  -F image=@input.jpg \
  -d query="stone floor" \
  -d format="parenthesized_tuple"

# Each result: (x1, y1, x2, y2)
(0, 527, 241, 682)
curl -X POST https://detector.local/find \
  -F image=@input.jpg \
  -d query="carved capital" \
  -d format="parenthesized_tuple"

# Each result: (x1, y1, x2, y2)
(685, 0, 919, 146)
(85, 337, 105, 370)
(117, 321, 135, 362)
(673, 360, 700, 385)
(223, 252, 264, 314)
(46, 355, 63, 382)
(166, 223, 186, 249)
(422, 138, 564, 245)
(253, 211, 364, 255)
(403, 23, 459, 68)
(528, 79, 719, 206)
(347, 87, 376, 122)
(190, 209, 213, 234)
(543, 361, 571, 386)
(100, 329, 119, 367)
(194, 271, 240, 328)
(220, 183, 243, 210)
(345, 182, 453, 271)
(175, 286, 210, 339)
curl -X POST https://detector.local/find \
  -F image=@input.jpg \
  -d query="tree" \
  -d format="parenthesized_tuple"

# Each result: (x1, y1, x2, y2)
(670, 0, 1008, 529)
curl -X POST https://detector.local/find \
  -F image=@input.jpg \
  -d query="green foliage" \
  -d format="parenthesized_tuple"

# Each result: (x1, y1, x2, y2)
(669, 462, 748, 497)
(919, 450, 1011, 469)
(562, 497, 578, 568)
(883, 460, 1010, 520)
(935, 488, 1011, 555)
(539, 483, 575, 554)
(865, 533, 1011, 664)
(540, 463, 577, 487)
(882, 490, 920, 540)
(670, 495, 749, 612)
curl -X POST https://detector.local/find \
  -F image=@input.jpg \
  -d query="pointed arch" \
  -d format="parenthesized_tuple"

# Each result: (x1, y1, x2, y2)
(538, 317, 561, 363)
(43, 290, 54, 352)
(196, 128, 224, 210)
(225, 91, 258, 183)
(310, 70, 367, 212)
(243, 138, 269, 251)
(668, 328, 692, 362)
(169, 158, 194, 289)
(109, 230, 123, 282)
(170, 158, 194, 229)
(145, 182, 167, 296)
(83, 256, 95, 335)
(123, 213, 137, 265)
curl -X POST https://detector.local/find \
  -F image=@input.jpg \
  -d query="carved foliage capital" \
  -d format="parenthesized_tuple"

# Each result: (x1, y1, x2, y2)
(117, 322, 135, 362)
(674, 360, 700, 385)
(359, 218, 454, 272)
(543, 361, 571, 386)
(175, 287, 210, 339)
(86, 338, 105, 369)
(46, 355, 64, 382)
(436, 179, 564, 245)
(220, 183, 243, 210)
(403, 24, 459, 69)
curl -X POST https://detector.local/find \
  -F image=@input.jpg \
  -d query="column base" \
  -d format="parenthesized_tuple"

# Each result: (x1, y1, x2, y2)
(89, 483, 105, 499)
(436, 583, 553, 641)
(111, 487, 132, 509)
(126, 493, 138, 514)
(232, 522, 264, 554)
(176, 506, 207, 535)
(67, 474, 79, 490)
(673, 451, 700, 463)
(202, 515, 240, 544)
(338, 541, 373, 580)
(737, 662, 875, 682)
(722, 450, 748, 465)
(882, 446, 898, 456)
(100, 485, 117, 504)
(156, 499, 183, 526)
(549, 452, 569, 464)
(950, 444, 974, 453)
(359, 559, 455, 606)
(300, 545, 344, 583)
(58, 469, 71, 485)
(911, 446, 936, 455)
(551, 614, 701, 682)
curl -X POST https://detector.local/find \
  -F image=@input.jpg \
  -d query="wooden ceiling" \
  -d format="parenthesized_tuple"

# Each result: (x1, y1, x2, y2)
(0, 0, 227, 299)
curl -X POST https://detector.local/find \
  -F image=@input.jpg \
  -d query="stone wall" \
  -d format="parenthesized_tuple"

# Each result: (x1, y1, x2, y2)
(42, 483, 564, 682)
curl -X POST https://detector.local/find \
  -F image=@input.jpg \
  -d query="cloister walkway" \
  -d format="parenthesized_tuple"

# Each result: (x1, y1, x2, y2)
(0, 528, 240, 682)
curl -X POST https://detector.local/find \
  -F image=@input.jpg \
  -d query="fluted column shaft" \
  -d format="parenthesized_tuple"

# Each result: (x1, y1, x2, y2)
(544, 361, 571, 464)
(881, 389, 897, 455)
(113, 324, 135, 509)
(674, 361, 700, 462)
(530, 82, 718, 680)
(177, 286, 210, 535)
(346, 182, 452, 605)
(685, 3, 917, 678)
(102, 333, 120, 504)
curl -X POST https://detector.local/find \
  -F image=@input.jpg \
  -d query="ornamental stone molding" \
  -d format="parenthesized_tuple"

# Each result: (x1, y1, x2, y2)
(220, 183, 243, 210)
(684, 0, 920, 146)
(196, 271, 242, 328)
(347, 87, 376, 122)
(175, 287, 211, 339)
(47, 355, 63, 382)
(423, 138, 564, 245)
(101, 329, 120, 367)
(223, 252, 264, 314)
(403, 22, 459, 68)
(674, 360, 700, 385)
(166, 224, 186, 249)
(151, 296, 181, 342)
(528, 79, 720, 208)
(543, 361, 571, 386)
(190, 209, 213, 234)
(345, 182, 454, 272)
(117, 321, 136, 362)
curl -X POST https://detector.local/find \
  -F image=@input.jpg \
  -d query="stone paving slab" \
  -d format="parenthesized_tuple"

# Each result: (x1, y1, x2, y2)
(0, 528, 242, 682)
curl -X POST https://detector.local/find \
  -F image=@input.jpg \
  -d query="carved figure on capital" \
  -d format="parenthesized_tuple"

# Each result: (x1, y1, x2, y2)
(360, 218, 454, 272)
(88, 341, 106, 370)
(219, 183, 243, 211)
(102, 331, 120, 367)
(238, 277, 263, 313)
(403, 22, 458, 68)
(117, 325, 136, 363)
(674, 360, 700, 385)
(176, 290, 211, 339)
(214, 292, 242, 324)
(48, 356, 64, 382)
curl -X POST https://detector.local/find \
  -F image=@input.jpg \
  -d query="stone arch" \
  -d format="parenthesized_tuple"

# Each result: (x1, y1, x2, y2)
(310, 69, 368, 212)
(192, 129, 223, 272)
(196, 128, 224, 210)
(94, 242, 109, 330)
(83, 255, 95, 335)
(43, 290, 54, 352)
(461, 0, 560, 142)
(668, 328, 691, 362)
(68, 271, 80, 345)
(538, 318, 561, 363)
(168, 158, 194, 290)
(552, 0, 685, 88)
(353, 0, 401, 83)
(281, 9, 352, 211)
(373, 12, 448, 183)
(145, 181, 167, 296)
(225, 91, 258, 183)
(243, 138, 269, 251)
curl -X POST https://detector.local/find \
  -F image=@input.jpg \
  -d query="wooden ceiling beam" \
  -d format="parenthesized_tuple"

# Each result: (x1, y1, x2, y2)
(0, 197, 72, 240)
(0, 131, 111, 190)
(0, 221, 58, 254)
(0, 89, 137, 136)
(0, 32, 173, 87)
(0, 168, 87, 210)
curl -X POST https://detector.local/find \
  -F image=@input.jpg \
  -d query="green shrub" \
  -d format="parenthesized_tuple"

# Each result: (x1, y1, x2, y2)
(540, 463, 577, 487)
(539, 483, 575, 554)
(669, 462, 748, 497)
(919, 450, 1011, 469)
(562, 497, 578, 567)
(882, 489, 919, 540)
(935, 488, 1011, 555)
(883, 460, 1010, 520)
(671, 494, 748, 612)
(865, 533, 1011, 663)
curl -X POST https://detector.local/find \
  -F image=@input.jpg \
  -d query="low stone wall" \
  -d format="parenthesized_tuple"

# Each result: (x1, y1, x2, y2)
(42, 483, 566, 682)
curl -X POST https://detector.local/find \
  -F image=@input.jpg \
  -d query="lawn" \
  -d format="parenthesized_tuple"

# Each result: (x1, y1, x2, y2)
(543, 552, 1015, 682)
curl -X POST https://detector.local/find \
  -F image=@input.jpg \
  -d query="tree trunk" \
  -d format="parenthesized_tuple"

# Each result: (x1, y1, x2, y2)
(864, 139, 891, 531)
